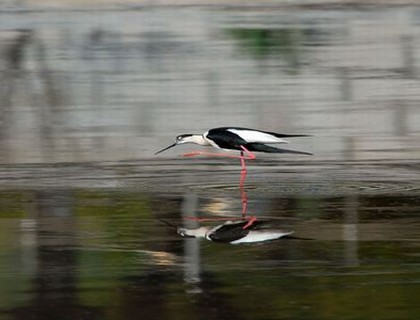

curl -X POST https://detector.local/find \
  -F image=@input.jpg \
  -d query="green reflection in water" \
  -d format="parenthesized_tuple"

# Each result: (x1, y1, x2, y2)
(0, 191, 29, 218)
(202, 242, 420, 319)
(0, 189, 419, 319)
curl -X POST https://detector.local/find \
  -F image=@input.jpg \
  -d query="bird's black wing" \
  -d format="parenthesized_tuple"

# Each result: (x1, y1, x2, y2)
(206, 128, 247, 150)
(245, 143, 313, 155)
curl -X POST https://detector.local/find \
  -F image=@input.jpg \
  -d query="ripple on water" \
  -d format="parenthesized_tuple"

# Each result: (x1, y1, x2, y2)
(189, 180, 420, 196)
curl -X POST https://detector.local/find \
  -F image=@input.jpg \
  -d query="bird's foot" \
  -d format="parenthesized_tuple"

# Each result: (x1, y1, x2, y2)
(242, 216, 257, 229)
(181, 151, 202, 157)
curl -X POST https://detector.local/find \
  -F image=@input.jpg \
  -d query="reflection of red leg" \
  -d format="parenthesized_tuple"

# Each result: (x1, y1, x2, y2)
(240, 183, 248, 217)
(240, 183, 257, 229)
(239, 151, 247, 189)
(242, 215, 257, 229)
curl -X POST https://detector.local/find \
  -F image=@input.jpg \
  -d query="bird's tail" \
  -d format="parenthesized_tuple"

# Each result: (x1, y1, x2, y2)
(245, 143, 312, 155)
(271, 133, 311, 138)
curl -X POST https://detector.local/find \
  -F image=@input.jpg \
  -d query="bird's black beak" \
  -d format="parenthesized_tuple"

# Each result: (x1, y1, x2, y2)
(154, 143, 177, 155)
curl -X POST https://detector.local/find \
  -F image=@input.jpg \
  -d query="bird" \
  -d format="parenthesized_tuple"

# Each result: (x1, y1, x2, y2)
(155, 127, 312, 189)
(177, 219, 295, 244)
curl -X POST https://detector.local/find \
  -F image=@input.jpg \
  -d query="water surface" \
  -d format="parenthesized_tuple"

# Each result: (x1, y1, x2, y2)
(0, 179, 419, 320)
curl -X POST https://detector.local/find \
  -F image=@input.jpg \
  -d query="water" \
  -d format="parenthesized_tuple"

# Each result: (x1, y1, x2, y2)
(0, 187, 419, 320)
(1, 2, 420, 319)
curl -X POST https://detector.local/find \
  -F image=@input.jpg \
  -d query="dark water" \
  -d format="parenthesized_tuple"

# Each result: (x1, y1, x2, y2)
(0, 178, 419, 320)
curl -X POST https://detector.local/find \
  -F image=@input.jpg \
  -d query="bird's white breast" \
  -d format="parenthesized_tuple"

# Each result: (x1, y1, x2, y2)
(227, 129, 288, 144)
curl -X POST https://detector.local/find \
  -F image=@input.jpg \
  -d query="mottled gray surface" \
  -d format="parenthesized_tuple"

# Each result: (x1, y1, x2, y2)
(0, 4, 420, 164)
(0, 159, 418, 197)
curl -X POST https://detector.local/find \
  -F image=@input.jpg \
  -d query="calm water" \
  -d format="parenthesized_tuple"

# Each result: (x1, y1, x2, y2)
(0, 170, 419, 320)
(1, 2, 420, 319)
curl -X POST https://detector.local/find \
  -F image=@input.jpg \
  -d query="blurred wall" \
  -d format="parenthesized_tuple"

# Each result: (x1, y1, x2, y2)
(0, 3, 419, 163)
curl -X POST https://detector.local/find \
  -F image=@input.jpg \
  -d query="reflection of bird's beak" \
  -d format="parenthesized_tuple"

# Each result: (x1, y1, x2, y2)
(155, 143, 177, 155)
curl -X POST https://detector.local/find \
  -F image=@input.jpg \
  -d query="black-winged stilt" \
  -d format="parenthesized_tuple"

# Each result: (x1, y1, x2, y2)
(177, 219, 294, 244)
(155, 127, 312, 188)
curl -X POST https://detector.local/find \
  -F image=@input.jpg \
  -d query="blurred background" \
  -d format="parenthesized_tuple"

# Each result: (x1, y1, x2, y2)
(1, 0, 419, 164)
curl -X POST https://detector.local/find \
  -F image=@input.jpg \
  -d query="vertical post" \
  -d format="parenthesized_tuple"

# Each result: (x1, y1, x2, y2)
(401, 35, 415, 79)
(394, 101, 408, 137)
(337, 67, 353, 101)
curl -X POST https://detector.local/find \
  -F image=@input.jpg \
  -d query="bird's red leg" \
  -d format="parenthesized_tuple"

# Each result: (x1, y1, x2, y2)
(181, 145, 256, 161)
(181, 151, 243, 159)
(182, 147, 255, 189)
(182, 146, 257, 228)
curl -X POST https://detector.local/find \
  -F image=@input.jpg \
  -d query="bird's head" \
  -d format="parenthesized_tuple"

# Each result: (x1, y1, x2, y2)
(175, 134, 195, 144)
(155, 134, 202, 155)
(177, 227, 208, 238)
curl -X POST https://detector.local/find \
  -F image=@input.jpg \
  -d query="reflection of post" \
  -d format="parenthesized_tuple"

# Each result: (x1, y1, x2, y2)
(343, 195, 359, 267)
(181, 193, 202, 293)
(8, 191, 100, 319)
(20, 197, 38, 276)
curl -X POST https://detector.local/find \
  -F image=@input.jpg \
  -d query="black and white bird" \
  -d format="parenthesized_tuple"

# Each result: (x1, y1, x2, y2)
(177, 220, 294, 244)
(155, 127, 312, 188)
(155, 126, 312, 156)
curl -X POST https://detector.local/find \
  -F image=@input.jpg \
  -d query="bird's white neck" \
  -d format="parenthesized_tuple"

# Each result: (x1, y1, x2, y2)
(184, 135, 210, 146)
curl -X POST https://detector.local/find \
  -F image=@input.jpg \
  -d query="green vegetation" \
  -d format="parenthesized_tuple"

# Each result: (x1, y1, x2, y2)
(226, 27, 303, 71)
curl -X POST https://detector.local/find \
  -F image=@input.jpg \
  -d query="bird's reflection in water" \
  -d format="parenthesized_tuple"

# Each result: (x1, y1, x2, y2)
(166, 193, 303, 295)
(173, 186, 296, 244)
(177, 219, 294, 244)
